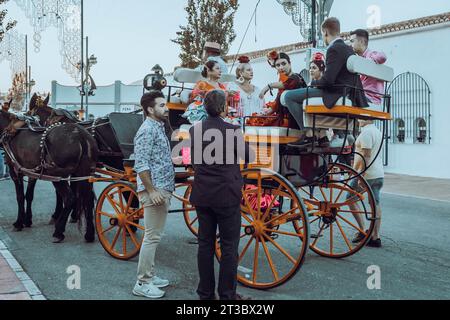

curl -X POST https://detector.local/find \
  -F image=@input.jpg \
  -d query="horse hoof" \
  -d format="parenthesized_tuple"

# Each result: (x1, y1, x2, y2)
(85, 234, 95, 243)
(52, 234, 65, 243)
(13, 223, 23, 232)
(25, 224, 32, 228)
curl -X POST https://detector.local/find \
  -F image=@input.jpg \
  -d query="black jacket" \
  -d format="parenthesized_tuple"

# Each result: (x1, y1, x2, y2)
(189, 117, 255, 207)
(311, 39, 369, 109)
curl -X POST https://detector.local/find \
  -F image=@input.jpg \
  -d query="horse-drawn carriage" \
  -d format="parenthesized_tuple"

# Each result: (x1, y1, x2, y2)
(91, 54, 394, 290)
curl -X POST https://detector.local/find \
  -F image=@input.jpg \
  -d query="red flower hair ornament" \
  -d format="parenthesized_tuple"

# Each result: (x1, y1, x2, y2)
(238, 55, 250, 64)
(267, 50, 279, 68)
(312, 52, 325, 62)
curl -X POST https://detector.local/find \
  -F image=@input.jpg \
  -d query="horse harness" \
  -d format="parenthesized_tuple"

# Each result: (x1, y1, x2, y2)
(1, 122, 90, 183)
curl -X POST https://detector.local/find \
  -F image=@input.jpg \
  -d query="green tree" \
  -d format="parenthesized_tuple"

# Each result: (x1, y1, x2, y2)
(172, 0, 239, 68)
(0, 0, 17, 42)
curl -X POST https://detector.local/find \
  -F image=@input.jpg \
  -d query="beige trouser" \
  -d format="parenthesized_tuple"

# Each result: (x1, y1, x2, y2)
(137, 189, 172, 284)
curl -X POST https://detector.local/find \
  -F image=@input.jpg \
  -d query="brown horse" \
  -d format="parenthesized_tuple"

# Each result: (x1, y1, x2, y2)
(0, 107, 99, 243)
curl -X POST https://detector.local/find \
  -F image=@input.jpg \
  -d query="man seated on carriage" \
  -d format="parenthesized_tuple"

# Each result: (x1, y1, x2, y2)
(350, 29, 387, 106)
(281, 17, 369, 147)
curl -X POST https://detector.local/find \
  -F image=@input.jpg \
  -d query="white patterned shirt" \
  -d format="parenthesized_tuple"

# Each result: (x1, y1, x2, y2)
(134, 118, 175, 193)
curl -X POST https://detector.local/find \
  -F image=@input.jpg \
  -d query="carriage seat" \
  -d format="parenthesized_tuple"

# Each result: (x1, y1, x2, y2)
(303, 55, 394, 125)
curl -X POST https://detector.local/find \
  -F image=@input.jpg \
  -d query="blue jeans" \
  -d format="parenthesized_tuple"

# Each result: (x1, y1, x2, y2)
(282, 88, 324, 130)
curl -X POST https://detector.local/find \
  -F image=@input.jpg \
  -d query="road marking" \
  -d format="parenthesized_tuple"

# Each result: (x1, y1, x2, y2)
(383, 192, 450, 204)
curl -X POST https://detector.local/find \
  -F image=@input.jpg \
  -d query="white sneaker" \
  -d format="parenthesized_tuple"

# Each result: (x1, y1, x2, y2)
(132, 281, 165, 299)
(151, 275, 170, 288)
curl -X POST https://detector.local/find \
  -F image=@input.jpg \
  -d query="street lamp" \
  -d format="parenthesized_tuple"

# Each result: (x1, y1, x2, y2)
(78, 37, 97, 120)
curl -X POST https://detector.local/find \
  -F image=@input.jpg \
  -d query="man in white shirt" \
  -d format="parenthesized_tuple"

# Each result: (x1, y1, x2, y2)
(349, 120, 384, 248)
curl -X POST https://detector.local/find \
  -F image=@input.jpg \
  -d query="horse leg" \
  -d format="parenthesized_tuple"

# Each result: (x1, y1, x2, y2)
(52, 181, 74, 243)
(77, 181, 96, 243)
(69, 182, 79, 223)
(24, 178, 38, 228)
(49, 182, 63, 225)
(10, 167, 26, 231)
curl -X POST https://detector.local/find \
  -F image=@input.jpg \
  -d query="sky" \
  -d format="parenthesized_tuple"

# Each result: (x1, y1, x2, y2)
(1, 0, 449, 92)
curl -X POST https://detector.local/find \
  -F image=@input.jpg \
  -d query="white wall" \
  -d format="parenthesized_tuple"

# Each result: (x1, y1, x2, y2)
(235, 24, 450, 179)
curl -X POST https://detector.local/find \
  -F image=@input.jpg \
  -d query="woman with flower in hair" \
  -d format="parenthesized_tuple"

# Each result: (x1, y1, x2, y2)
(227, 56, 265, 119)
(183, 60, 228, 124)
(309, 52, 326, 82)
(259, 51, 307, 127)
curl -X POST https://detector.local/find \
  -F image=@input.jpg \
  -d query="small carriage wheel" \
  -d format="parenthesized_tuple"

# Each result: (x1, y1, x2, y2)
(181, 185, 199, 237)
(95, 182, 144, 260)
(297, 163, 377, 259)
(215, 168, 310, 290)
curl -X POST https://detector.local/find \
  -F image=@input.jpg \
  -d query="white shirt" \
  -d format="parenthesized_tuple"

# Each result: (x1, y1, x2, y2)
(227, 82, 265, 117)
(355, 124, 384, 180)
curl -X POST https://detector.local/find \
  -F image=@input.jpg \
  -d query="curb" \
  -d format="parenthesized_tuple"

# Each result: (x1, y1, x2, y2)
(0, 240, 46, 300)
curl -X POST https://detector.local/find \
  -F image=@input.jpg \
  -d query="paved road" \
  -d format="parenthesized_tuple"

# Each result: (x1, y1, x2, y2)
(0, 179, 449, 300)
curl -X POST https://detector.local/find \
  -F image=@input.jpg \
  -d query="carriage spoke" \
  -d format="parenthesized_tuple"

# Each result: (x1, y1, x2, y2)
(264, 206, 299, 226)
(335, 218, 353, 251)
(330, 223, 334, 255)
(261, 232, 296, 265)
(261, 185, 282, 222)
(106, 195, 122, 216)
(257, 173, 262, 219)
(242, 191, 258, 221)
(126, 220, 145, 231)
(124, 190, 135, 214)
(99, 211, 116, 219)
(319, 187, 328, 202)
(259, 235, 279, 281)
(110, 226, 123, 251)
(264, 228, 303, 238)
(336, 214, 366, 234)
(252, 236, 260, 283)
(125, 224, 141, 249)
(334, 187, 345, 203)
(101, 225, 116, 235)
(311, 224, 326, 247)
(123, 227, 127, 255)
(118, 188, 125, 213)
(239, 236, 255, 262)
(338, 209, 368, 215)
(241, 212, 253, 224)
(299, 187, 320, 201)
(189, 216, 198, 227)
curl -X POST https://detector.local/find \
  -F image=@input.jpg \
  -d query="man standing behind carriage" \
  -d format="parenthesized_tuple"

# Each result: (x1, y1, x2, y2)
(132, 90, 175, 299)
(189, 90, 254, 300)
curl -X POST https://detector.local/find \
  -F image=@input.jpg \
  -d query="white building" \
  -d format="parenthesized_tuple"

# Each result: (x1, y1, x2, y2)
(51, 12, 450, 179)
(223, 12, 450, 179)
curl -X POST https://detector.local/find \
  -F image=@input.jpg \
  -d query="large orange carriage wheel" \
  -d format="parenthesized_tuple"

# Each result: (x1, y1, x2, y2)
(215, 168, 310, 290)
(180, 185, 199, 237)
(297, 163, 377, 259)
(95, 182, 144, 260)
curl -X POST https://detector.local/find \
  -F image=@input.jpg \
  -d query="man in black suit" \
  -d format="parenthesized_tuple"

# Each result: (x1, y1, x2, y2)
(282, 17, 369, 146)
(189, 90, 254, 301)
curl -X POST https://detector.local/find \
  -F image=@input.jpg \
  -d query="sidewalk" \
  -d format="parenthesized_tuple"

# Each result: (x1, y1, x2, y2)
(384, 173, 450, 202)
(0, 240, 45, 300)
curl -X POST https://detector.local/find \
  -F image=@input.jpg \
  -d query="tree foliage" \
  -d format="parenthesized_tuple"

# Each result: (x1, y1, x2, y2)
(0, 0, 17, 43)
(172, 0, 239, 68)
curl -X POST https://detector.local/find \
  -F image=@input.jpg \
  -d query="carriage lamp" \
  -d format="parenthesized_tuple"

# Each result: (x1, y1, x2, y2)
(143, 64, 167, 91)
(88, 54, 97, 66)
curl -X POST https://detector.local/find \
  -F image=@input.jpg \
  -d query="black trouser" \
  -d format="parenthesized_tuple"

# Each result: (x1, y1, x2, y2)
(196, 205, 241, 300)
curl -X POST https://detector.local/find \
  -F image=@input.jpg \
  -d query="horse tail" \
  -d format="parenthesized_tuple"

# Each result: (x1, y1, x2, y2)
(75, 128, 98, 242)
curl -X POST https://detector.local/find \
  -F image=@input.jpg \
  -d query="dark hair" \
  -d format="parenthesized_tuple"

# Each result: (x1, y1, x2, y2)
(350, 29, 369, 44)
(202, 60, 219, 78)
(276, 52, 291, 65)
(204, 90, 226, 117)
(141, 90, 165, 117)
(310, 60, 325, 72)
(322, 17, 341, 36)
